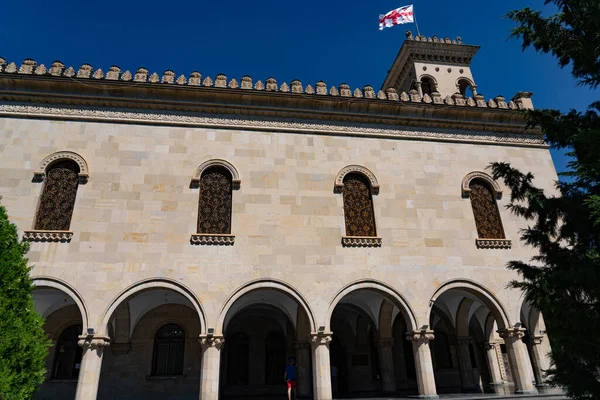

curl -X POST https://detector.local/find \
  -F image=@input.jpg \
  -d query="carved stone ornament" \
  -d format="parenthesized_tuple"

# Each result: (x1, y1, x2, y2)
(461, 171, 502, 199)
(202, 76, 213, 87)
(34, 64, 47, 75)
(334, 165, 379, 195)
(291, 80, 302, 93)
(228, 78, 239, 89)
(189, 72, 202, 86)
(78, 335, 110, 350)
(19, 59, 37, 74)
(23, 230, 73, 243)
(531, 334, 544, 346)
(190, 159, 241, 189)
(476, 238, 512, 249)
(77, 64, 92, 79)
(406, 330, 435, 343)
(49, 61, 65, 76)
(498, 327, 526, 341)
(316, 81, 327, 95)
(106, 66, 121, 80)
(190, 234, 235, 245)
(215, 74, 227, 88)
(33, 151, 89, 184)
(162, 70, 175, 84)
(309, 332, 333, 346)
(342, 236, 382, 248)
(199, 335, 225, 350)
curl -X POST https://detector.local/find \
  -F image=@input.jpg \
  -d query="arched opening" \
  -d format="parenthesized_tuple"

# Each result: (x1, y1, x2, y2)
(97, 283, 204, 399)
(457, 78, 475, 98)
(420, 76, 436, 96)
(328, 285, 418, 398)
(342, 173, 377, 237)
(469, 179, 505, 240)
(35, 159, 80, 231)
(33, 285, 86, 400)
(520, 301, 551, 387)
(429, 283, 528, 395)
(218, 285, 314, 399)
(197, 166, 233, 234)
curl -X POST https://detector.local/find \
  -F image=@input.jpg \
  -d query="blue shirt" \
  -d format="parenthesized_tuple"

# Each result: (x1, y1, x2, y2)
(285, 365, 297, 380)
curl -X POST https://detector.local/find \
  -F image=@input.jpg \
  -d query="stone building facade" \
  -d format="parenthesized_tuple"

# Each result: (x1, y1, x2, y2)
(0, 33, 555, 400)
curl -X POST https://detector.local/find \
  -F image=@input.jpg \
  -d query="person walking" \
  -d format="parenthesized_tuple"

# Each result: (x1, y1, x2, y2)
(284, 357, 297, 400)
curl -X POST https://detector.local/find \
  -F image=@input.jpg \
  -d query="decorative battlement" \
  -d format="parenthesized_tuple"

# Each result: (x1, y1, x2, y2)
(404, 31, 464, 45)
(0, 56, 530, 110)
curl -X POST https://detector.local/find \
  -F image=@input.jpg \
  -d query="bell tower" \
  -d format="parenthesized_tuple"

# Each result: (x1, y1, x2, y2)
(381, 31, 481, 99)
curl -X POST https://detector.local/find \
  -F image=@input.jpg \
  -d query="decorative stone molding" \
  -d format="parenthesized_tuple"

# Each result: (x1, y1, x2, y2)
(530, 335, 544, 346)
(406, 330, 435, 343)
(78, 334, 110, 350)
(476, 238, 512, 249)
(23, 230, 73, 243)
(190, 234, 235, 246)
(190, 159, 241, 189)
(33, 151, 90, 184)
(199, 335, 224, 350)
(461, 171, 502, 199)
(342, 236, 382, 248)
(0, 104, 545, 147)
(498, 327, 526, 341)
(309, 332, 333, 346)
(334, 165, 379, 195)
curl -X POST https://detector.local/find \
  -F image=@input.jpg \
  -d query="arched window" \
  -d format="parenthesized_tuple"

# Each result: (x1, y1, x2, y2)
(458, 79, 474, 97)
(152, 324, 185, 376)
(421, 77, 436, 96)
(469, 179, 505, 239)
(343, 173, 377, 237)
(53, 325, 83, 379)
(197, 166, 233, 234)
(35, 160, 80, 231)
(432, 331, 453, 370)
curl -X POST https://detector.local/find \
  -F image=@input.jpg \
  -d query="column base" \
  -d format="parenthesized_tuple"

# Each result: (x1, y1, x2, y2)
(515, 389, 538, 395)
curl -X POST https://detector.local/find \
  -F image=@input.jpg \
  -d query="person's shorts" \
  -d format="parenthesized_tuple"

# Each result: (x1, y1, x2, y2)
(287, 380, 297, 389)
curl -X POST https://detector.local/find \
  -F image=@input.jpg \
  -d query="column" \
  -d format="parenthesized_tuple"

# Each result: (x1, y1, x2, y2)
(483, 341, 506, 386)
(455, 336, 478, 392)
(378, 338, 397, 393)
(529, 335, 548, 387)
(415, 81, 423, 98)
(199, 335, 224, 400)
(499, 328, 536, 394)
(406, 330, 438, 399)
(295, 341, 312, 398)
(75, 335, 110, 400)
(310, 332, 332, 400)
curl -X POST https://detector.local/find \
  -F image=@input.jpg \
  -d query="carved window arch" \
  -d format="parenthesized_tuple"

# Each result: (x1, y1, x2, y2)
(152, 324, 185, 376)
(420, 75, 437, 96)
(462, 171, 510, 249)
(52, 324, 83, 379)
(457, 78, 475, 97)
(335, 166, 381, 247)
(190, 159, 240, 245)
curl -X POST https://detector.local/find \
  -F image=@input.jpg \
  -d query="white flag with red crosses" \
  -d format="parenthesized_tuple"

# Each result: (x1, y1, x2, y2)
(379, 4, 414, 30)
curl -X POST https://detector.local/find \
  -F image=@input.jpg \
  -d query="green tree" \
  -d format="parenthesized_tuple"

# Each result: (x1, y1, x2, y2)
(490, 1, 600, 398)
(0, 204, 50, 399)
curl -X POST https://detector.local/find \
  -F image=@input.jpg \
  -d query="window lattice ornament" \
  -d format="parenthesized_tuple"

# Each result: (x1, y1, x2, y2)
(343, 173, 377, 237)
(469, 179, 505, 239)
(197, 167, 233, 235)
(34, 160, 80, 231)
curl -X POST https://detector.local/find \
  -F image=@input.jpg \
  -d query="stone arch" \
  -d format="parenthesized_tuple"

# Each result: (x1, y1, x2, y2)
(419, 74, 438, 95)
(100, 278, 207, 336)
(456, 77, 476, 97)
(427, 279, 512, 330)
(33, 151, 89, 184)
(379, 299, 395, 337)
(455, 297, 475, 337)
(461, 171, 502, 199)
(326, 279, 418, 332)
(216, 279, 317, 336)
(32, 276, 89, 332)
(190, 158, 241, 189)
(334, 165, 380, 195)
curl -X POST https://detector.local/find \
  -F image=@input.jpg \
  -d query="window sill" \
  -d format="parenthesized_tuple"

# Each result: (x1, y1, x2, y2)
(190, 233, 235, 245)
(23, 230, 73, 243)
(146, 374, 187, 381)
(342, 236, 382, 247)
(476, 238, 511, 249)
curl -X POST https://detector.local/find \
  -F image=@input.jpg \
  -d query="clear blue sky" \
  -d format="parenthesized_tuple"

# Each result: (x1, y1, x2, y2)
(1, 0, 596, 175)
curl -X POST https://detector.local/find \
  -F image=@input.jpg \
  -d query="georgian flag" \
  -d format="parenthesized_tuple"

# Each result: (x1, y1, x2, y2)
(379, 4, 414, 30)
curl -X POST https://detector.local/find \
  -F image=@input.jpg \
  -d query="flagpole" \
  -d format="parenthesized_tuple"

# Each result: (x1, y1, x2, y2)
(414, 5, 421, 37)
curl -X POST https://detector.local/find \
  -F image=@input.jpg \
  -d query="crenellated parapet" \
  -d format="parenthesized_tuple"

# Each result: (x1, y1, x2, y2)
(0, 56, 532, 111)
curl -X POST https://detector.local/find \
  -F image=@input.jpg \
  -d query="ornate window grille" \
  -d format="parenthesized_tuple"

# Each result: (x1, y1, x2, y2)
(34, 160, 80, 231)
(343, 173, 377, 237)
(469, 179, 506, 239)
(197, 166, 233, 235)
(152, 324, 185, 376)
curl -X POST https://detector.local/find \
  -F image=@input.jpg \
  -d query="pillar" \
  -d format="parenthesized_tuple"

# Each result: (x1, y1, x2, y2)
(483, 341, 506, 386)
(75, 335, 110, 400)
(295, 341, 312, 398)
(378, 338, 397, 393)
(199, 335, 224, 400)
(455, 336, 478, 392)
(406, 330, 438, 398)
(415, 81, 423, 98)
(499, 328, 536, 394)
(529, 335, 548, 387)
(310, 332, 332, 400)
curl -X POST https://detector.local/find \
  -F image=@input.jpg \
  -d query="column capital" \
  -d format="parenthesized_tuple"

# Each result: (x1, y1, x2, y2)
(377, 337, 395, 347)
(531, 334, 544, 345)
(406, 330, 435, 343)
(294, 340, 311, 350)
(77, 335, 110, 350)
(309, 331, 333, 346)
(498, 327, 526, 341)
(199, 334, 225, 350)
(483, 341, 500, 350)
